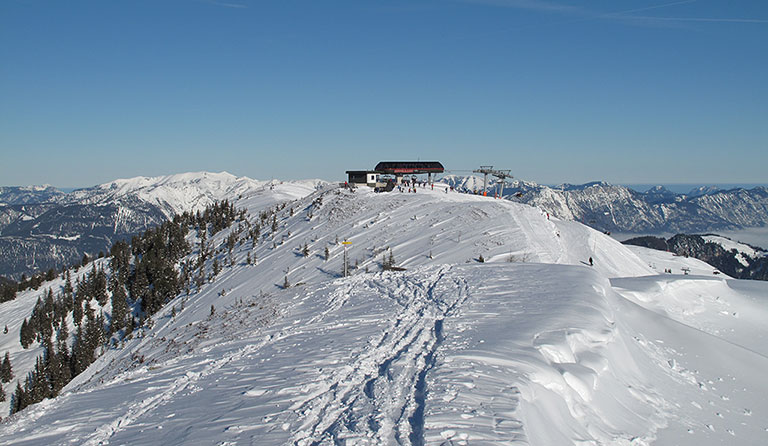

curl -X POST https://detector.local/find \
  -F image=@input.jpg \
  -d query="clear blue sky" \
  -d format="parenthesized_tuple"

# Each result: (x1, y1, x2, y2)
(1, 0, 767, 187)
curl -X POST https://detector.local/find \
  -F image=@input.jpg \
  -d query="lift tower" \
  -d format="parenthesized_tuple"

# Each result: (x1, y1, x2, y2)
(491, 170, 512, 198)
(473, 166, 513, 197)
(473, 166, 494, 196)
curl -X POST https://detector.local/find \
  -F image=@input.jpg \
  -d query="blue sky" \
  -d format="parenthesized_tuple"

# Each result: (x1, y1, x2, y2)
(1, 0, 767, 187)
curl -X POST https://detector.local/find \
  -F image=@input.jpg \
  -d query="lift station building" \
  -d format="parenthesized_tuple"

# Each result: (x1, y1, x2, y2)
(346, 161, 445, 188)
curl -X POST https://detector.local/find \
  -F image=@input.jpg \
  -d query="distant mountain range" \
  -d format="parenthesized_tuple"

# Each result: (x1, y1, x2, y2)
(439, 176, 768, 234)
(0, 172, 324, 279)
(4, 173, 767, 279)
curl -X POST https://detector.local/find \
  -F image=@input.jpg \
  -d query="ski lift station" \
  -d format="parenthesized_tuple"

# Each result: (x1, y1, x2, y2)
(346, 161, 444, 189)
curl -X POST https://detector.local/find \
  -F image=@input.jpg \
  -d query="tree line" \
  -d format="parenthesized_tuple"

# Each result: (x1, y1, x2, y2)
(4, 199, 245, 415)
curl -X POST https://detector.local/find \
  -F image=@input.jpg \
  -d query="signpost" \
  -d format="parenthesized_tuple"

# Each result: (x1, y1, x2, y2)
(342, 241, 352, 277)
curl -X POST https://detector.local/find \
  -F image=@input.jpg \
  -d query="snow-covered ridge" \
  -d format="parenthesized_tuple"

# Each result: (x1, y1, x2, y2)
(67, 171, 328, 218)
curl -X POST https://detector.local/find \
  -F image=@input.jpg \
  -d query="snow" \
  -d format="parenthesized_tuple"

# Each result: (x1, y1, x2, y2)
(1, 183, 767, 445)
(702, 235, 766, 266)
(40, 234, 81, 241)
(624, 244, 723, 276)
(707, 227, 768, 251)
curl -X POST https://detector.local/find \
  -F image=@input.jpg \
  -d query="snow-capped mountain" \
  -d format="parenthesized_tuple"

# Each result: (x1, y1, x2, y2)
(1, 183, 766, 445)
(0, 172, 326, 278)
(64, 172, 325, 218)
(0, 185, 66, 205)
(687, 185, 723, 197)
(439, 176, 768, 233)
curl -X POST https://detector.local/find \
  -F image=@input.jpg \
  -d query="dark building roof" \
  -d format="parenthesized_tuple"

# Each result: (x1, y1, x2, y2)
(373, 161, 444, 174)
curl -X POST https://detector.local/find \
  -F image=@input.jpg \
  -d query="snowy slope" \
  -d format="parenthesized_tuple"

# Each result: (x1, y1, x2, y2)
(1, 184, 767, 445)
(0, 179, 320, 417)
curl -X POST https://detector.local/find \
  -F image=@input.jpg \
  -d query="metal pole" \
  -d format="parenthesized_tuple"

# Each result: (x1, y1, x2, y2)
(342, 240, 352, 277)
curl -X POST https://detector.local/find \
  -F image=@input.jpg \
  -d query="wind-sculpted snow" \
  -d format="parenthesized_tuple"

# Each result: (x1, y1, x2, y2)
(1, 184, 767, 445)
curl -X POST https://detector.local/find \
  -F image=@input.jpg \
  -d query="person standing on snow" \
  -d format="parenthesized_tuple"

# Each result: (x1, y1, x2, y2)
(589, 257, 593, 266)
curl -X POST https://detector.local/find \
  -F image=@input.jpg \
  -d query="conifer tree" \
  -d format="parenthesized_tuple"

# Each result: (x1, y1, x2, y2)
(251, 225, 260, 247)
(41, 339, 65, 397)
(62, 270, 74, 311)
(109, 240, 131, 284)
(70, 322, 90, 376)
(56, 323, 70, 372)
(110, 277, 128, 334)
(1, 352, 13, 382)
(73, 299, 84, 326)
(11, 381, 26, 414)
(27, 355, 51, 404)
(227, 232, 237, 253)
(302, 244, 309, 257)
(212, 258, 221, 277)
(20, 318, 34, 349)
(93, 267, 108, 306)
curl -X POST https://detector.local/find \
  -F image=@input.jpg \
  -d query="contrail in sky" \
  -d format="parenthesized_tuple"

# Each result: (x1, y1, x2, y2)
(627, 16, 768, 24)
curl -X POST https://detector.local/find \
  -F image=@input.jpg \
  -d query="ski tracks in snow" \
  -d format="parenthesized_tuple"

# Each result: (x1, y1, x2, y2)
(288, 265, 470, 446)
(80, 340, 269, 446)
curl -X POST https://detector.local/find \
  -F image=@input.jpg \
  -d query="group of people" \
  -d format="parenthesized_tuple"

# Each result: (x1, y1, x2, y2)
(347, 179, 474, 195)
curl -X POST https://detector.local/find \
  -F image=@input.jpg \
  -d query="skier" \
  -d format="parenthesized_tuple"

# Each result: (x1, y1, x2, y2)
(589, 257, 593, 266)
